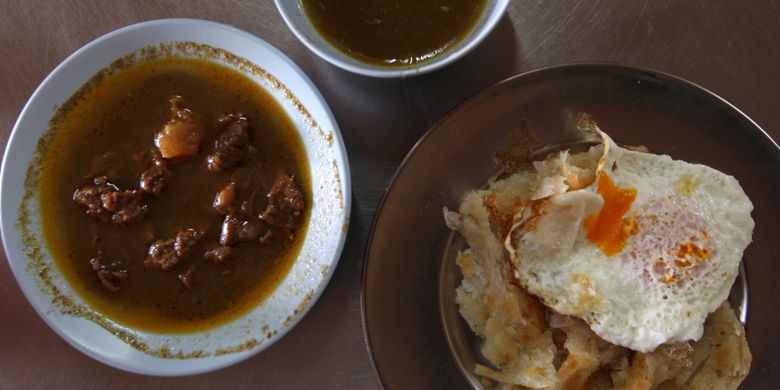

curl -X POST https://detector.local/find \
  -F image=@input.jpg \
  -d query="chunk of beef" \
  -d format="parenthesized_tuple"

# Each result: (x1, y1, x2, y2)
(139, 149, 171, 194)
(73, 176, 116, 222)
(238, 220, 262, 241)
(73, 176, 147, 224)
(220, 212, 272, 247)
(204, 246, 232, 263)
(155, 95, 204, 160)
(217, 114, 251, 147)
(174, 228, 204, 258)
(95, 266, 128, 292)
(145, 227, 204, 271)
(206, 145, 244, 173)
(206, 113, 253, 172)
(89, 252, 128, 292)
(260, 172, 305, 229)
(144, 238, 178, 270)
(213, 182, 238, 215)
(220, 214, 241, 246)
(101, 189, 147, 224)
(239, 219, 274, 245)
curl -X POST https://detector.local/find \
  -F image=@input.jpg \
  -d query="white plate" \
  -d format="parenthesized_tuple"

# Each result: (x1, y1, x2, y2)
(0, 18, 350, 376)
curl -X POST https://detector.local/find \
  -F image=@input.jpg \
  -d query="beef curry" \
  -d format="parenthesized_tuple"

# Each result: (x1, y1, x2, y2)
(39, 57, 310, 333)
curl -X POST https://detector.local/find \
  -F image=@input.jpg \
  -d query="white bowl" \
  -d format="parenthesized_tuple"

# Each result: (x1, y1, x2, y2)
(0, 19, 350, 376)
(275, 0, 510, 78)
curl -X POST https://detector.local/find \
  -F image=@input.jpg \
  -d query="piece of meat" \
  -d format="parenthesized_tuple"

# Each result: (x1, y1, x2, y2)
(100, 189, 147, 224)
(238, 220, 262, 242)
(213, 182, 238, 215)
(96, 268, 127, 292)
(204, 246, 232, 263)
(144, 238, 179, 270)
(217, 114, 251, 147)
(235, 219, 274, 244)
(260, 172, 305, 228)
(139, 149, 171, 194)
(145, 227, 204, 271)
(238, 220, 261, 242)
(73, 176, 116, 222)
(220, 214, 241, 246)
(73, 176, 148, 224)
(89, 252, 128, 292)
(174, 228, 204, 258)
(155, 95, 204, 160)
(207, 144, 245, 172)
(96, 268, 128, 292)
(220, 210, 272, 246)
(206, 113, 253, 172)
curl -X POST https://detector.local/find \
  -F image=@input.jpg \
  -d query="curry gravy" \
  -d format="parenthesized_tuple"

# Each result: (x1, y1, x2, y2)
(39, 57, 310, 334)
(302, 0, 488, 66)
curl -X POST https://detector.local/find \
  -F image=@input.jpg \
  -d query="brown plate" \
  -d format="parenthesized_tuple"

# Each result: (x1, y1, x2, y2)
(362, 63, 780, 389)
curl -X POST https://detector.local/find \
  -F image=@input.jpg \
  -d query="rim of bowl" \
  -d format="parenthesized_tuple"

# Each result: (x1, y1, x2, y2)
(274, 0, 510, 78)
(0, 18, 351, 376)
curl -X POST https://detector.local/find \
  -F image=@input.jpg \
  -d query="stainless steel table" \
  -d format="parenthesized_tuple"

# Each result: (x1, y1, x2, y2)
(1, 1, 778, 388)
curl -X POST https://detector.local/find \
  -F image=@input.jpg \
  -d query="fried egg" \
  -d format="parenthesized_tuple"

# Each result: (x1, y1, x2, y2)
(506, 124, 754, 352)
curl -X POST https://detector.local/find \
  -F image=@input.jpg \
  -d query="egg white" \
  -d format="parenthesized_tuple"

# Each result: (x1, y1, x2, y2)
(508, 129, 754, 352)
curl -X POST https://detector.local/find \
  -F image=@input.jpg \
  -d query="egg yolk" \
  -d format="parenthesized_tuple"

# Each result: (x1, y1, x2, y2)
(584, 172, 638, 256)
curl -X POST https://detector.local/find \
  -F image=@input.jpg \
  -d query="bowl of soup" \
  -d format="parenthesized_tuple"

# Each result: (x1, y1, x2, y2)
(275, 0, 509, 78)
(0, 18, 350, 375)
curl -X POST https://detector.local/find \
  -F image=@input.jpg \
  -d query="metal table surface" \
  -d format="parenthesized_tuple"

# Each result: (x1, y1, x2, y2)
(1, 1, 778, 389)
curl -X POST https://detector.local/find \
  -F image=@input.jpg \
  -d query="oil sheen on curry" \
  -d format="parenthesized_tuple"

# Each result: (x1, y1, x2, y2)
(302, 0, 487, 66)
(38, 57, 311, 334)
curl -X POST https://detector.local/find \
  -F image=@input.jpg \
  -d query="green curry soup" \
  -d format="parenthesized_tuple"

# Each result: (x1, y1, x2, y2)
(302, 0, 488, 66)
(38, 57, 311, 334)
